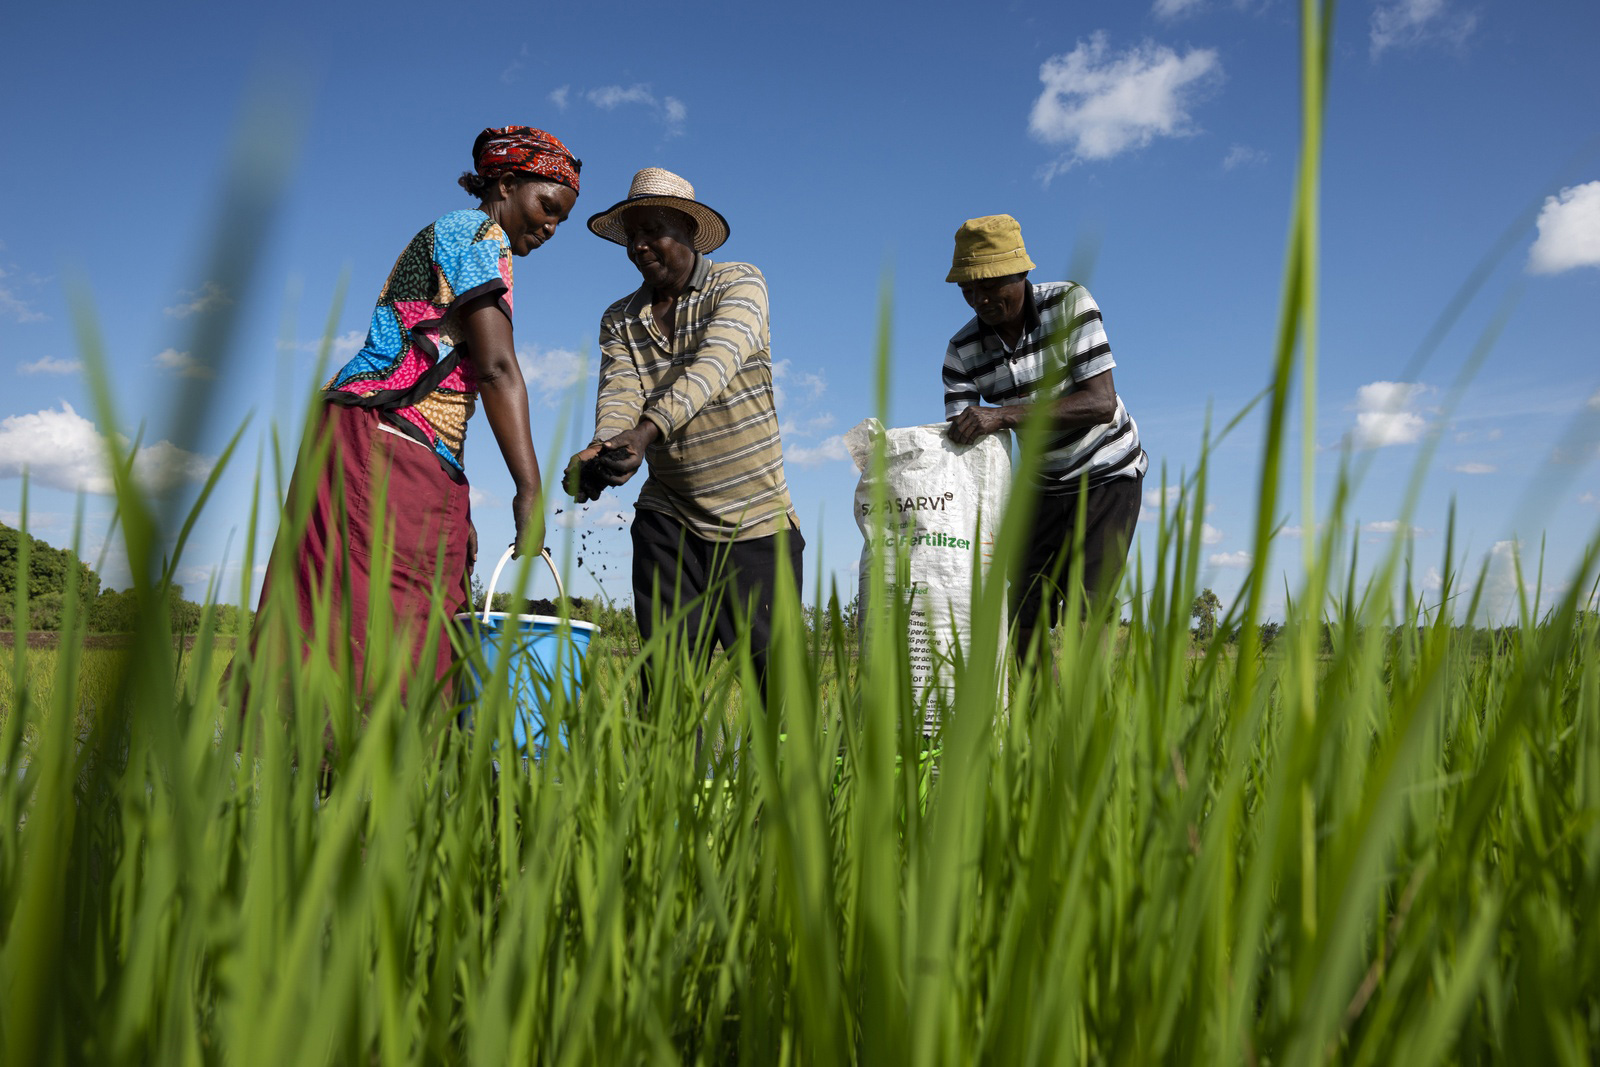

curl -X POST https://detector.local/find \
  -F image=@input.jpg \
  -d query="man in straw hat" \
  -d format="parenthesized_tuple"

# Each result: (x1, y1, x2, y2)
(942, 214, 1147, 659)
(565, 167, 802, 710)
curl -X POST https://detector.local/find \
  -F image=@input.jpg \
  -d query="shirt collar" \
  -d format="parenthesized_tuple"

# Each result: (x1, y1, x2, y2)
(684, 253, 711, 292)
(978, 283, 1041, 351)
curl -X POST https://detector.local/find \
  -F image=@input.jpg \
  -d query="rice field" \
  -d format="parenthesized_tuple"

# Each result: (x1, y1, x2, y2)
(7, 457, 1598, 1067)
(4, 5, 1600, 1063)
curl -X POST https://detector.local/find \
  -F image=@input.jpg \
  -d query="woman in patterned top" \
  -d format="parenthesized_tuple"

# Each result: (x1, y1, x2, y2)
(258, 125, 580, 720)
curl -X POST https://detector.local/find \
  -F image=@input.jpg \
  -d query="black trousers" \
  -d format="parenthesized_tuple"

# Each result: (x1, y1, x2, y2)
(1012, 472, 1142, 631)
(630, 509, 805, 710)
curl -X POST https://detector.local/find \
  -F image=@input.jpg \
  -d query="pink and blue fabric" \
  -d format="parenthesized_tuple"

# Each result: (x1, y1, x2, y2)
(326, 209, 514, 479)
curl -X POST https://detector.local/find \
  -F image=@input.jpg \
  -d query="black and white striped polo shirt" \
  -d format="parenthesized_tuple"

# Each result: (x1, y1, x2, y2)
(943, 281, 1146, 494)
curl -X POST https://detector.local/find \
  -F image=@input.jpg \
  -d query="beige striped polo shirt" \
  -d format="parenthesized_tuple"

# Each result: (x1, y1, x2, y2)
(592, 255, 798, 542)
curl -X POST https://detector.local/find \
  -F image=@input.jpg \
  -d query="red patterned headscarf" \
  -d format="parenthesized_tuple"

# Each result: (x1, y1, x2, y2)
(471, 126, 582, 193)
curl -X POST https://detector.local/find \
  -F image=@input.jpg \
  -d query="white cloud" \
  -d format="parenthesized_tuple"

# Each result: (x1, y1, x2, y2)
(1352, 380, 1430, 448)
(1140, 485, 1183, 521)
(154, 348, 215, 380)
(163, 281, 231, 319)
(1481, 539, 1528, 621)
(1356, 381, 1428, 411)
(1364, 520, 1415, 535)
(588, 85, 654, 109)
(176, 563, 222, 591)
(469, 487, 501, 510)
(0, 509, 69, 531)
(19, 356, 81, 375)
(585, 84, 686, 136)
(1279, 518, 1334, 540)
(1153, 0, 1206, 16)
(1578, 491, 1596, 506)
(517, 344, 589, 400)
(1222, 144, 1268, 170)
(1355, 411, 1427, 447)
(1527, 182, 1600, 275)
(549, 85, 570, 110)
(1370, 0, 1478, 57)
(1202, 522, 1223, 544)
(167, 558, 267, 603)
(1452, 462, 1496, 474)
(1208, 550, 1252, 568)
(500, 44, 529, 85)
(278, 330, 365, 361)
(786, 435, 850, 468)
(1029, 33, 1222, 171)
(333, 330, 364, 360)
(780, 413, 837, 440)
(0, 265, 45, 323)
(0, 403, 211, 495)
(772, 359, 827, 406)
(1589, 388, 1600, 412)
(1144, 485, 1181, 509)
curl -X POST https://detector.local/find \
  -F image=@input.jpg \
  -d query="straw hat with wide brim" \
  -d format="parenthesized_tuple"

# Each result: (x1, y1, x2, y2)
(586, 168, 731, 254)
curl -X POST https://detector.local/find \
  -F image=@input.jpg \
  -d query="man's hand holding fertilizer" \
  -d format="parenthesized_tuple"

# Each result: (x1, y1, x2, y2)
(564, 426, 651, 502)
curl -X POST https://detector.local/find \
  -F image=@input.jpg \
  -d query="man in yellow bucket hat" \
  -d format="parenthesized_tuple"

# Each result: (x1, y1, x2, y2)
(942, 214, 1147, 658)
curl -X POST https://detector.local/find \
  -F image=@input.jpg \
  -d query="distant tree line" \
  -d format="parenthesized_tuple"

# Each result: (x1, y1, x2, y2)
(0, 523, 252, 634)
(1188, 585, 1598, 656)
(804, 593, 861, 646)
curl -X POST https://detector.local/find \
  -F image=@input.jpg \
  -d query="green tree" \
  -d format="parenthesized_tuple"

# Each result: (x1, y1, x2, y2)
(0, 523, 102, 626)
(1259, 620, 1283, 649)
(1191, 587, 1222, 642)
(170, 586, 203, 634)
(89, 588, 140, 633)
(210, 603, 254, 636)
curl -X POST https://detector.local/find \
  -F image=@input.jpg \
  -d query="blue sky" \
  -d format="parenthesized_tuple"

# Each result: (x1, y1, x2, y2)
(2, 0, 1597, 621)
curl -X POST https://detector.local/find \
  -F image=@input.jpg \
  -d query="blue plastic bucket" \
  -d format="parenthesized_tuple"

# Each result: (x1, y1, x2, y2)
(454, 547, 599, 754)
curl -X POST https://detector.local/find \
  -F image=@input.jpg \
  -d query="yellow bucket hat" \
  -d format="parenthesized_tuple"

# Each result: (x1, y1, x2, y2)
(946, 214, 1037, 283)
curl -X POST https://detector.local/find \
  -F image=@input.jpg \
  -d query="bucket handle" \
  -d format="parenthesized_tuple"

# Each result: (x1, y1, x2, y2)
(481, 545, 565, 624)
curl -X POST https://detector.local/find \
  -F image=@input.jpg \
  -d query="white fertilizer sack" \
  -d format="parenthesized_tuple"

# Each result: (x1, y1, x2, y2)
(845, 419, 1010, 732)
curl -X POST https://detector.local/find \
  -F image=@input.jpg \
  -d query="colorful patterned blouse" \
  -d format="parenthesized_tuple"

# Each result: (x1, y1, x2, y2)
(325, 209, 513, 480)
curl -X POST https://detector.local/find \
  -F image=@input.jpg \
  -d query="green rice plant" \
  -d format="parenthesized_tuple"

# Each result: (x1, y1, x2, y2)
(4, 2, 1600, 1062)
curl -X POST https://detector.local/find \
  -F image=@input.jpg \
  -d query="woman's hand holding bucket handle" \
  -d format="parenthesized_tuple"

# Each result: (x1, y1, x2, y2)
(512, 488, 545, 560)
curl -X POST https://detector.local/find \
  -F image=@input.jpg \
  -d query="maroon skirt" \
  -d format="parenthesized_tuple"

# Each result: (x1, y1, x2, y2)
(257, 403, 472, 698)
